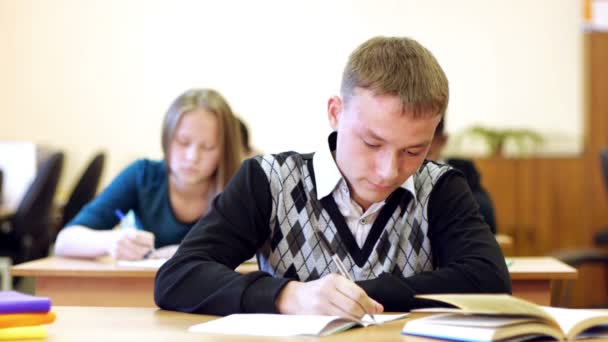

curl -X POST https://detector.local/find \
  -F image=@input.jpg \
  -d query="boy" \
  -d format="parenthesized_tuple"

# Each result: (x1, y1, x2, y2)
(155, 36, 511, 319)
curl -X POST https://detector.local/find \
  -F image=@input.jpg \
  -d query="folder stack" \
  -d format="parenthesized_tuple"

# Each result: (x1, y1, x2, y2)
(0, 291, 55, 340)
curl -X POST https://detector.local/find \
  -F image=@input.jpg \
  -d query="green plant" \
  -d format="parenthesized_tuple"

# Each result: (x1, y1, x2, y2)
(462, 126, 544, 157)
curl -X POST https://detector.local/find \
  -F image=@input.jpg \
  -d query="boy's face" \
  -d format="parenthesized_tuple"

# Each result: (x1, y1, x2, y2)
(328, 87, 441, 211)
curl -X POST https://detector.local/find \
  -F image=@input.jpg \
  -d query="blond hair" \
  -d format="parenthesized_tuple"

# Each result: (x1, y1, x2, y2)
(341, 36, 449, 117)
(161, 88, 243, 194)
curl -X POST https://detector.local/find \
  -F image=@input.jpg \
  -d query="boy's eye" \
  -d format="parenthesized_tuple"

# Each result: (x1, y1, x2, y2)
(404, 149, 422, 157)
(363, 140, 380, 149)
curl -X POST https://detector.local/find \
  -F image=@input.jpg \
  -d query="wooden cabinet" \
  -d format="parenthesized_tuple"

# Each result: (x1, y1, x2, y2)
(473, 158, 588, 256)
(469, 33, 608, 307)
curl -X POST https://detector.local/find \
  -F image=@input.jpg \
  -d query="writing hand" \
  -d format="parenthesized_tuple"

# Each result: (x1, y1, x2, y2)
(275, 274, 383, 321)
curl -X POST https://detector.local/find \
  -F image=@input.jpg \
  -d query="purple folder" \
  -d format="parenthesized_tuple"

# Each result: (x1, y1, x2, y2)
(0, 291, 51, 314)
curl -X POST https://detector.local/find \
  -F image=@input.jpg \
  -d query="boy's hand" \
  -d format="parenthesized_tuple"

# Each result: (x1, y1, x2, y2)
(275, 274, 383, 320)
(109, 230, 155, 260)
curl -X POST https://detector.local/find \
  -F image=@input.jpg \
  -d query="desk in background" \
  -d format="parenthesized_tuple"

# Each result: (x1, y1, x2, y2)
(11, 256, 254, 307)
(507, 257, 577, 306)
(495, 233, 513, 255)
(12, 256, 576, 307)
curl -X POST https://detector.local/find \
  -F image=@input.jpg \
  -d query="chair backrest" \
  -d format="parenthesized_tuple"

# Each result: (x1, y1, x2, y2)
(0, 168, 3, 206)
(60, 152, 106, 227)
(11, 152, 64, 263)
(601, 148, 608, 193)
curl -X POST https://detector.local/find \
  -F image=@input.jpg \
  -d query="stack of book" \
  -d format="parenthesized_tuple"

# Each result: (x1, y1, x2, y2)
(0, 291, 55, 340)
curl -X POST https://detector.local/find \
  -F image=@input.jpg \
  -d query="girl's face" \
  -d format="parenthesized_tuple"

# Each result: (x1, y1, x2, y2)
(169, 109, 221, 187)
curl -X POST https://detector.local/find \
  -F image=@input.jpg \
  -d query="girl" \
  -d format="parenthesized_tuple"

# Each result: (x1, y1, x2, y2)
(54, 89, 243, 260)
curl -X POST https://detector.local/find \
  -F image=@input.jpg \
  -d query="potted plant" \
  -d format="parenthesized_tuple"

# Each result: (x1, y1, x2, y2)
(459, 126, 544, 157)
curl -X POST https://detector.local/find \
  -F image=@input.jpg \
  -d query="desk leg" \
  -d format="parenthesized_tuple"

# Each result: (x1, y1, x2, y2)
(36, 276, 155, 307)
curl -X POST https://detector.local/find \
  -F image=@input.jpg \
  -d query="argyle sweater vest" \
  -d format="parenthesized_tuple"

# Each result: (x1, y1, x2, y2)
(255, 152, 451, 282)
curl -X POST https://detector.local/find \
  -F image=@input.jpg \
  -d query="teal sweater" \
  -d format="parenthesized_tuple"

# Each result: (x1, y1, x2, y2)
(66, 159, 196, 248)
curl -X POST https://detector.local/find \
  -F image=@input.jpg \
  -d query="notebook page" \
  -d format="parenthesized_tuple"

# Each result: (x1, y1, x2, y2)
(117, 258, 168, 268)
(189, 313, 408, 336)
(189, 314, 343, 336)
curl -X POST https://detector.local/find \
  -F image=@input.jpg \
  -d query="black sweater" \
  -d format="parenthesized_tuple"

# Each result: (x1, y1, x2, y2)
(155, 153, 511, 315)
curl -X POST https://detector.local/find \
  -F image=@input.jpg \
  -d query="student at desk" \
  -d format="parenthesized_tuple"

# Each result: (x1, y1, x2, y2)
(54, 89, 244, 260)
(427, 119, 497, 234)
(155, 37, 511, 319)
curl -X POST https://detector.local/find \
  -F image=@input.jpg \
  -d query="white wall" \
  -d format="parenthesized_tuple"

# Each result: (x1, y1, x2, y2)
(0, 0, 583, 198)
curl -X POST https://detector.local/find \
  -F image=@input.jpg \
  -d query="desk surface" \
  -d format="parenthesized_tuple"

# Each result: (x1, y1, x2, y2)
(507, 257, 577, 280)
(12, 256, 577, 280)
(11, 256, 255, 277)
(40, 306, 429, 342)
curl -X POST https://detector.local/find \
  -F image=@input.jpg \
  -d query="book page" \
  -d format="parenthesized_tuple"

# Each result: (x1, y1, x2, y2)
(402, 314, 563, 341)
(541, 307, 608, 339)
(416, 294, 557, 326)
(410, 313, 539, 328)
(117, 258, 168, 269)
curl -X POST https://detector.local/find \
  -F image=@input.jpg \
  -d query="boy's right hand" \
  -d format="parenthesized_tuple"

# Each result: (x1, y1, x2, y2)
(109, 230, 155, 260)
(274, 274, 383, 320)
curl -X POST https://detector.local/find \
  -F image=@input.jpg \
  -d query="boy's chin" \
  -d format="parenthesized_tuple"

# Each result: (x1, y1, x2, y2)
(359, 191, 393, 205)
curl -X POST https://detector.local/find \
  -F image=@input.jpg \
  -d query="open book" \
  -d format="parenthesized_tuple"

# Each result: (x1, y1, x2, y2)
(189, 313, 407, 337)
(401, 294, 608, 341)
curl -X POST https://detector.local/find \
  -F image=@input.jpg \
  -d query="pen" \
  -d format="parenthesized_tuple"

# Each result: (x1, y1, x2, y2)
(114, 209, 127, 221)
(114, 209, 155, 259)
(314, 229, 377, 323)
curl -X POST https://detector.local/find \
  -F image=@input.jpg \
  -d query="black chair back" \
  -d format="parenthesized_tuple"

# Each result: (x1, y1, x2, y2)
(9, 152, 64, 263)
(60, 152, 105, 227)
(0, 168, 3, 206)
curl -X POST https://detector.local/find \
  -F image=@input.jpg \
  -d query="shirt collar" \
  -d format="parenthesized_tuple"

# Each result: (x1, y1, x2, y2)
(313, 132, 417, 200)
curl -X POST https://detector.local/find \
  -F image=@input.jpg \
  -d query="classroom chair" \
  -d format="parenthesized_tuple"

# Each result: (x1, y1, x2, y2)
(552, 148, 608, 306)
(59, 152, 106, 229)
(0, 152, 64, 270)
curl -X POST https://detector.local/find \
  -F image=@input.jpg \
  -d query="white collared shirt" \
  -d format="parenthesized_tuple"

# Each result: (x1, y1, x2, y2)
(313, 134, 416, 248)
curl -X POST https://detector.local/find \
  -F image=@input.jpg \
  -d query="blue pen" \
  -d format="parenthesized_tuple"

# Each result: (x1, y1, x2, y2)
(114, 209, 127, 222)
(114, 209, 155, 258)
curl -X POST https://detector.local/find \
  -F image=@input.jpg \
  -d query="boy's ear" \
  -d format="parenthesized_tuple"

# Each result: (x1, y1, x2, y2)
(327, 96, 342, 130)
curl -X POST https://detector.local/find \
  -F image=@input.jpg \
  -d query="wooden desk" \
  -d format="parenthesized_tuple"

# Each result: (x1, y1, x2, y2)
(509, 257, 577, 305)
(11, 256, 255, 307)
(12, 256, 158, 307)
(41, 306, 431, 342)
(13, 256, 576, 307)
(495, 233, 513, 255)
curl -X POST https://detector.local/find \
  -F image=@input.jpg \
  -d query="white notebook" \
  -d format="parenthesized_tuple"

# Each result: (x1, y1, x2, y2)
(189, 313, 407, 337)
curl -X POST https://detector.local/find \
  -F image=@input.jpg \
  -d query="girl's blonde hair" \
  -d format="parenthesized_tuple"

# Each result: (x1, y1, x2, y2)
(161, 88, 244, 195)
